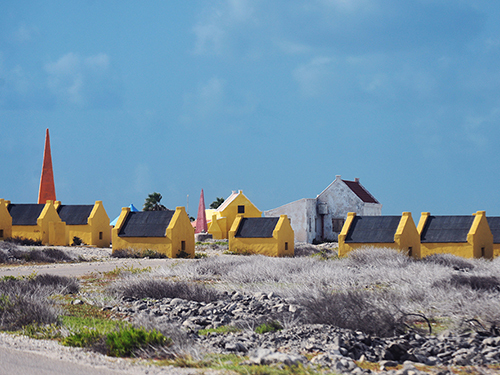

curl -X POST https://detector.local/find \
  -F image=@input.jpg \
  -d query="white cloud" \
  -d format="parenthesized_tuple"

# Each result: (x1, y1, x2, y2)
(11, 23, 40, 43)
(292, 57, 334, 97)
(193, 0, 258, 55)
(44, 52, 121, 108)
(181, 77, 226, 125)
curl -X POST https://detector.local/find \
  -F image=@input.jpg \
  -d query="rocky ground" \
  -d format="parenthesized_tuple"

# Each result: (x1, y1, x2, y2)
(109, 290, 500, 374)
(2, 242, 500, 374)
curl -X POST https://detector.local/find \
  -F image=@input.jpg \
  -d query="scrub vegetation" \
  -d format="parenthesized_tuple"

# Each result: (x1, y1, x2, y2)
(110, 248, 167, 259)
(3, 246, 500, 373)
(0, 242, 75, 263)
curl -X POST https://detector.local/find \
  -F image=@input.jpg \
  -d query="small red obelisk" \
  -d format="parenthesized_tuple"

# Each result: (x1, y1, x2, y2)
(195, 189, 208, 233)
(37, 129, 56, 204)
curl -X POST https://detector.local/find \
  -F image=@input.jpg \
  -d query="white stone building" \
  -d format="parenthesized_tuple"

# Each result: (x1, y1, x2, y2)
(264, 175, 382, 243)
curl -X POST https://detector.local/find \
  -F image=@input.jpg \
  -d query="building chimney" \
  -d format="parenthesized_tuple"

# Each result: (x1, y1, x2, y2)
(354, 178, 360, 183)
(335, 175, 341, 180)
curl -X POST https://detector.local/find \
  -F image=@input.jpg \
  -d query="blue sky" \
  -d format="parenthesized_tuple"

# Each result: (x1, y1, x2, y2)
(1, 0, 500, 219)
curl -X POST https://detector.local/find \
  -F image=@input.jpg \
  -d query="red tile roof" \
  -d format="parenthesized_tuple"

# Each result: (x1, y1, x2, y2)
(343, 180, 379, 204)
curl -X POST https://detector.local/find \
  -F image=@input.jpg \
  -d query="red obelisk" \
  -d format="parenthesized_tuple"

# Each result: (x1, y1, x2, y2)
(37, 129, 56, 204)
(195, 189, 208, 233)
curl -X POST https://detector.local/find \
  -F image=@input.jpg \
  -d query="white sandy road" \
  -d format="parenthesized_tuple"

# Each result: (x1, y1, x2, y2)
(0, 332, 228, 375)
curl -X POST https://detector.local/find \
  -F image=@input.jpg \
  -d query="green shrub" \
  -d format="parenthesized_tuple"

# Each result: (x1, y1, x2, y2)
(63, 328, 102, 347)
(64, 325, 171, 358)
(255, 320, 283, 334)
(105, 326, 169, 357)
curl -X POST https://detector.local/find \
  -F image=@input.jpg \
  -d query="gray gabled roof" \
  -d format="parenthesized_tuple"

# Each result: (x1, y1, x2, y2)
(345, 216, 401, 243)
(57, 205, 94, 225)
(118, 210, 175, 237)
(420, 216, 474, 243)
(7, 204, 45, 225)
(487, 217, 500, 244)
(235, 217, 279, 238)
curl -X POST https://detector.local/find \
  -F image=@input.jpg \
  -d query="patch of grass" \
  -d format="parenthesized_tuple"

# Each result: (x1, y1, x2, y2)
(60, 308, 119, 328)
(198, 325, 241, 336)
(64, 324, 171, 358)
(194, 252, 208, 259)
(105, 325, 169, 357)
(156, 354, 319, 375)
(63, 328, 102, 347)
(21, 322, 63, 339)
(255, 320, 283, 334)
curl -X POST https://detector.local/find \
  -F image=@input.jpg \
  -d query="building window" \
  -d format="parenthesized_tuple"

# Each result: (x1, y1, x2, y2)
(285, 242, 288, 251)
(0, 229, 3, 239)
(408, 247, 412, 257)
(181, 241, 186, 251)
(481, 247, 485, 257)
(332, 219, 345, 233)
(99, 232, 103, 240)
(238, 205, 245, 214)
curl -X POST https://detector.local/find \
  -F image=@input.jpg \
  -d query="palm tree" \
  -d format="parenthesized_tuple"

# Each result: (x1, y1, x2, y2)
(143, 192, 167, 211)
(210, 197, 225, 209)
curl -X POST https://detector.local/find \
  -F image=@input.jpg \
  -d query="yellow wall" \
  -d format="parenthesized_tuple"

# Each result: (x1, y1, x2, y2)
(0, 199, 12, 240)
(39, 201, 66, 246)
(228, 215, 294, 257)
(11, 201, 66, 245)
(208, 214, 225, 239)
(417, 211, 493, 259)
(339, 212, 421, 258)
(468, 211, 493, 259)
(273, 215, 295, 257)
(112, 206, 194, 258)
(420, 242, 474, 258)
(394, 212, 421, 259)
(166, 207, 195, 258)
(208, 190, 262, 239)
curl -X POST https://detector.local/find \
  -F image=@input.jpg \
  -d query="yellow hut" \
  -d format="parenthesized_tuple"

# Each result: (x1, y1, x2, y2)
(56, 201, 110, 247)
(0, 199, 12, 241)
(417, 211, 493, 259)
(112, 206, 194, 258)
(338, 212, 421, 258)
(207, 190, 262, 239)
(7, 200, 66, 245)
(228, 215, 294, 257)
